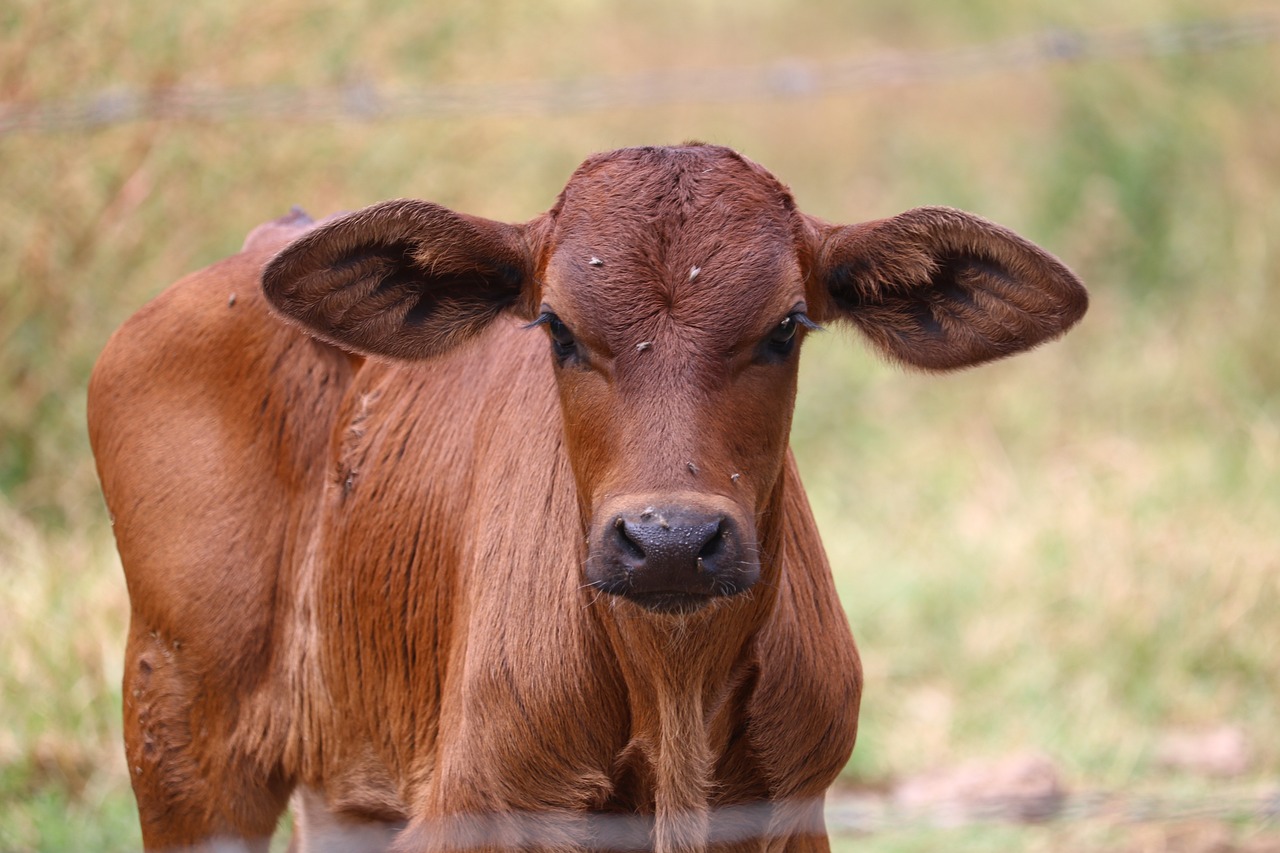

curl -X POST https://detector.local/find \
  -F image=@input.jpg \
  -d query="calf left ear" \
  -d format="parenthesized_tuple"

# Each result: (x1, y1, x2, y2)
(812, 207, 1087, 371)
(263, 199, 543, 360)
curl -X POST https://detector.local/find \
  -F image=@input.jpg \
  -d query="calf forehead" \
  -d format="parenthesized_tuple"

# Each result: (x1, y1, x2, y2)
(545, 146, 806, 347)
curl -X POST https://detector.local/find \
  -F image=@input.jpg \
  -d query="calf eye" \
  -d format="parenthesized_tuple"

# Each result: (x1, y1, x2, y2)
(767, 315, 800, 356)
(529, 311, 578, 361)
(771, 316, 798, 346)
(548, 316, 576, 354)
(760, 311, 819, 362)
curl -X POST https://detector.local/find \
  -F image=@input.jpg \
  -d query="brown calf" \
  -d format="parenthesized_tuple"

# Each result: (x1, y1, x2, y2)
(88, 144, 1086, 853)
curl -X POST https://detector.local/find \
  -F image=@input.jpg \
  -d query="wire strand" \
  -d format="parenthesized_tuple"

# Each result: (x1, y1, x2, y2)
(2, 16, 1276, 136)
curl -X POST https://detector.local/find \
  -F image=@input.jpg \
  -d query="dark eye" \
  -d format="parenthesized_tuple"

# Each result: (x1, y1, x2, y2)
(767, 315, 800, 356)
(545, 313, 577, 360)
(771, 316, 798, 346)
(760, 311, 819, 362)
(525, 310, 582, 364)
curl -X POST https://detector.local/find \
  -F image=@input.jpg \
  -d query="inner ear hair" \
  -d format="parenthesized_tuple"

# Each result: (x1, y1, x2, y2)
(262, 199, 539, 361)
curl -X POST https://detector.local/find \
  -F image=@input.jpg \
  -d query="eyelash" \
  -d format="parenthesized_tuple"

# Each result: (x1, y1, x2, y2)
(529, 311, 578, 361)
(764, 312, 819, 359)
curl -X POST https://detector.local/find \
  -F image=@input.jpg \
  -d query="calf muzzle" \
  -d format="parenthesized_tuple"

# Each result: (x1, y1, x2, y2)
(587, 499, 759, 615)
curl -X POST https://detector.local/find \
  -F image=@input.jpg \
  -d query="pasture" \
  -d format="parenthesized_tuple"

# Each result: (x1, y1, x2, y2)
(1, 1, 1278, 850)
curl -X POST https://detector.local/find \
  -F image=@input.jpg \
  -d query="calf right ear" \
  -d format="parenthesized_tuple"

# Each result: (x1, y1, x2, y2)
(262, 199, 544, 360)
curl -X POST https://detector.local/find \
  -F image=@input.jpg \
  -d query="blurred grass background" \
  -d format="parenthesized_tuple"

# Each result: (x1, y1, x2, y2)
(1, 1, 1278, 850)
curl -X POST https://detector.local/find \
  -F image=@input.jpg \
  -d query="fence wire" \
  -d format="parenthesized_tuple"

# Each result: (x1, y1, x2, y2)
(2, 16, 1277, 136)
(151, 789, 1280, 851)
(826, 788, 1280, 835)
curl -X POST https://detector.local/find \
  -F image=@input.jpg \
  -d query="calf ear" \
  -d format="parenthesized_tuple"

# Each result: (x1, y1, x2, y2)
(262, 199, 543, 360)
(813, 207, 1087, 371)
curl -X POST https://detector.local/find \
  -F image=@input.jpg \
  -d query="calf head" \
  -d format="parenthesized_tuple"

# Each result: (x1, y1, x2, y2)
(263, 144, 1086, 616)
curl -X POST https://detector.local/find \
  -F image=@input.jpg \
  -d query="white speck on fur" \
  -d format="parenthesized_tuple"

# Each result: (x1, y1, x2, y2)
(636, 341, 653, 352)
(689, 266, 701, 281)
(589, 257, 604, 267)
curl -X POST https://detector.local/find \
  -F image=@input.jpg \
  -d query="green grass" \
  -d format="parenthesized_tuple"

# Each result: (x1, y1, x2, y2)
(0, 508, 136, 851)
(3, 1, 1279, 849)
(830, 822, 1280, 853)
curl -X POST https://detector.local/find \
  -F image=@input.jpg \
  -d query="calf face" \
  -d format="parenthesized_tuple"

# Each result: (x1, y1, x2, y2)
(263, 144, 1085, 615)
(537, 149, 811, 614)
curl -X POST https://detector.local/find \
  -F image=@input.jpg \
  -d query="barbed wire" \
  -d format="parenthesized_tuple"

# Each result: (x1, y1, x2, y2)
(135, 788, 1280, 852)
(826, 787, 1280, 835)
(2, 15, 1277, 137)
(142, 787, 1280, 851)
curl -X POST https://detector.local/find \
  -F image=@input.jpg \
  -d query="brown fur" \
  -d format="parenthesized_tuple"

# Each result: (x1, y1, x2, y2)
(88, 144, 1086, 853)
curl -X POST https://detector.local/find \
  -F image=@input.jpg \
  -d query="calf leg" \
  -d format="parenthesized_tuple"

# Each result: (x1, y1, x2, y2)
(288, 786, 402, 853)
(123, 620, 292, 852)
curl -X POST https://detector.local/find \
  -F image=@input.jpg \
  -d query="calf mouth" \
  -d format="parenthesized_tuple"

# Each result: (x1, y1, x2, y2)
(617, 589, 717, 616)
(586, 575, 752, 616)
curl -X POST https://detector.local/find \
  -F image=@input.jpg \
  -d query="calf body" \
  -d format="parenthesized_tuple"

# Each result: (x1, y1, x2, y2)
(89, 145, 1086, 852)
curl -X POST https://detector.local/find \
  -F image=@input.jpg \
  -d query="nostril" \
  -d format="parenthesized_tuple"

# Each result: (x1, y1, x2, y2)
(697, 518, 726, 560)
(614, 516, 646, 560)
(610, 512, 733, 578)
